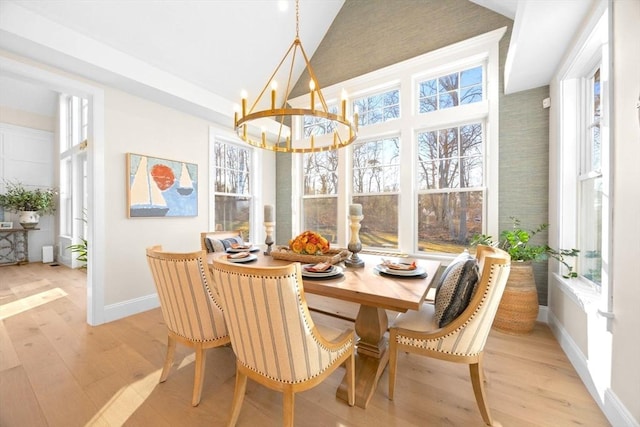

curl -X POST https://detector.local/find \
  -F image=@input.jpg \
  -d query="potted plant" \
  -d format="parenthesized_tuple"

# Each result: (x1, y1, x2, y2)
(0, 180, 57, 229)
(471, 217, 579, 334)
(471, 217, 579, 278)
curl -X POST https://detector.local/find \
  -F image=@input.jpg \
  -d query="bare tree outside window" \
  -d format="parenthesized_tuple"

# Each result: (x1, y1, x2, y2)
(353, 89, 400, 127)
(302, 150, 338, 242)
(418, 66, 482, 113)
(417, 123, 483, 253)
(353, 137, 400, 249)
(214, 141, 251, 239)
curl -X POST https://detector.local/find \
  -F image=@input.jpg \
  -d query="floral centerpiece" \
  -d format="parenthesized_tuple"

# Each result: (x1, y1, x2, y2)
(289, 230, 330, 255)
(272, 230, 348, 265)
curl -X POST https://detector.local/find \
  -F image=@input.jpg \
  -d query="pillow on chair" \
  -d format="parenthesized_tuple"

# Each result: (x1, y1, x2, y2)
(434, 253, 479, 327)
(206, 236, 243, 253)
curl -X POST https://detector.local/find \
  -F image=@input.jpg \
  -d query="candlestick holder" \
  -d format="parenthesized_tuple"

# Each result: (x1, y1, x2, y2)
(345, 214, 365, 268)
(264, 221, 275, 256)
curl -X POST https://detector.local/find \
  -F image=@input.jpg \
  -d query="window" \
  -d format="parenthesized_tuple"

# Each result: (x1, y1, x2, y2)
(416, 123, 484, 252)
(302, 150, 338, 243)
(213, 140, 252, 240)
(556, 9, 608, 291)
(578, 67, 603, 285)
(59, 94, 88, 268)
(353, 89, 400, 127)
(352, 137, 400, 248)
(418, 66, 483, 113)
(289, 28, 504, 256)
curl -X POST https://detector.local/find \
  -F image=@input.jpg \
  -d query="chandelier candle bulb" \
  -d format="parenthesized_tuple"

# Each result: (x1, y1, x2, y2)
(309, 80, 315, 111)
(349, 204, 362, 217)
(271, 82, 277, 110)
(264, 204, 274, 222)
(241, 90, 247, 117)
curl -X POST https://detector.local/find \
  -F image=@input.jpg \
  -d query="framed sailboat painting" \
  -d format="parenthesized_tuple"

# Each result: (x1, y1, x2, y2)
(126, 153, 198, 218)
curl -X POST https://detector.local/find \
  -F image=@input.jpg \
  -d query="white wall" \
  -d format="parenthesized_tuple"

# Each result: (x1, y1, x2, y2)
(99, 86, 275, 318)
(102, 88, 212, 305)
(610, 0, 640, 422)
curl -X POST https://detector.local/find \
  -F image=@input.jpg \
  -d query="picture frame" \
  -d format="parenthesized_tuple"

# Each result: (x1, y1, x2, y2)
(126, 153, 198, 218)
(0, 221, 13, 229)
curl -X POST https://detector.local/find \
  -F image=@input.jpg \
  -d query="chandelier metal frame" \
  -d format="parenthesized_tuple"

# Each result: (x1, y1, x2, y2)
(234, 0, 358, 153)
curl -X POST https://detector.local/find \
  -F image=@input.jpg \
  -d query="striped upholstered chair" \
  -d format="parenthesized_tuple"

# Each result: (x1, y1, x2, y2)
(211, 257, 355, 427)
(145, 246, 230, 406)
(388, 245, 511, 426)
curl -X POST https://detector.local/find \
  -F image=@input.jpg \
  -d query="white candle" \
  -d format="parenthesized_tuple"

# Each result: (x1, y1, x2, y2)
(264, 204, 274, 222)
(349, 204, 362, 216)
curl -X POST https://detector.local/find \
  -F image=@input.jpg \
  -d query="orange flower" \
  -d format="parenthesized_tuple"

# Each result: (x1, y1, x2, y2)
(289, 231, 330, 254)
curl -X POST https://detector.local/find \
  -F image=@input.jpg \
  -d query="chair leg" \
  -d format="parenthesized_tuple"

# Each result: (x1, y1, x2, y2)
(192, 344, 206, 406)
(227, 367, 247, 427)
(388, 331, 397, 400)
(469, 355, 494, 426)
(283, 390, 295, 427)
(346, 353, 355, 406)
(160, 335, 176, 383)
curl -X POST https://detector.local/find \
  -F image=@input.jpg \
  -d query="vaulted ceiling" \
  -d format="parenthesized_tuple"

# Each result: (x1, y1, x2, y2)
(0, 0, 594, 122)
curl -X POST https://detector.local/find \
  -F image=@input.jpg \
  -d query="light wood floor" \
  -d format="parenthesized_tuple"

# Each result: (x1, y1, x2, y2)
(0, 262, 610, 427)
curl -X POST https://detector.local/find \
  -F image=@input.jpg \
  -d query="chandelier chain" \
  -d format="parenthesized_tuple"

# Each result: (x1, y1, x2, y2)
(295, 0, 300, 39)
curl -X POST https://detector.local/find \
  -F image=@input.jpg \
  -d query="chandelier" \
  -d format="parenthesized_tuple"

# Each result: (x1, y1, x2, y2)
(234, 0, 358, 153)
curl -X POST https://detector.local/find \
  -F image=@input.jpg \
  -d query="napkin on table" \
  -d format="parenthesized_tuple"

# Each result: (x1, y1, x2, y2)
(228, 252, 250, 259)
(304, 262, 332, 272)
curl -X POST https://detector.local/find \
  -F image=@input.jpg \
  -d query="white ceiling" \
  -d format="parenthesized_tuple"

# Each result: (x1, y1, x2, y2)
(0, 0, 595, 121)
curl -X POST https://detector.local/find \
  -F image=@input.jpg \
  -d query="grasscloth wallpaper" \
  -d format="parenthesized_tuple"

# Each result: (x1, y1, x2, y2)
(277, 0, 552, 304)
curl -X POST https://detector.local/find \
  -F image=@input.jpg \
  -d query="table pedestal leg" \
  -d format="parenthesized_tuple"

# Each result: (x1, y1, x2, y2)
(337, 305, 389, 408)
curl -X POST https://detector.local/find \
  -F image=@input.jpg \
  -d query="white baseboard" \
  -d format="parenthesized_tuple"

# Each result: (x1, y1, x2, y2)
(547, 310, 639, 427)
(537, 304, 548, 323)
(103, 293, 160, 323)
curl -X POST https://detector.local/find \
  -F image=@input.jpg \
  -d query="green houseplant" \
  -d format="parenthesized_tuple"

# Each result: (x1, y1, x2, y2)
(0, 180, 57, 228)
(67, 209, 88, 268)
(471, 217, 579, 278)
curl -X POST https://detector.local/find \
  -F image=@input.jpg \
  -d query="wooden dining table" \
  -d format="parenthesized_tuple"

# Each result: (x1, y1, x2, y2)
(207, 251, 440, 409)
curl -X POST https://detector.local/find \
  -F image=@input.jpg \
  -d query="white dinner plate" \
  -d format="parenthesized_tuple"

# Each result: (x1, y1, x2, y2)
(374, 264, 426, 277)
(226, 253, 258, 263)
(227, 246, 259, 253)
(301, 264, 343, 278)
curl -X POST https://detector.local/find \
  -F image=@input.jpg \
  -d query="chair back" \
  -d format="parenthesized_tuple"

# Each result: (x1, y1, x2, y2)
(435, 245, 511, 356)
(146, 246, 228, 341)
(211, 258, 353, 384)
(200, 230, 244, 253)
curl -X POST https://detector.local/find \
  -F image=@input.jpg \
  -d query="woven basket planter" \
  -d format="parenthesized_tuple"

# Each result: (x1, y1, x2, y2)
(493, 262, 539, 334)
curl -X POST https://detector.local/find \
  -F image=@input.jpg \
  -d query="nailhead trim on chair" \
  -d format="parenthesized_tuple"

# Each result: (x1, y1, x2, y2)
(394, 264, 510, 356)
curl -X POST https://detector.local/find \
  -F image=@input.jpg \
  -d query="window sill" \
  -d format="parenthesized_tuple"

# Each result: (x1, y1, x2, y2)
(553, 272, 601, 311)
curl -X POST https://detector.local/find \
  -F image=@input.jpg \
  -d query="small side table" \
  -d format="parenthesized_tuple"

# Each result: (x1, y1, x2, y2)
(0, 228, 36, 266)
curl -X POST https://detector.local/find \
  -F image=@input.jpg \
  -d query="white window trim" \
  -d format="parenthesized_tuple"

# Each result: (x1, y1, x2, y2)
(289, 28, 505, 255)
(553, 6, 610, 310)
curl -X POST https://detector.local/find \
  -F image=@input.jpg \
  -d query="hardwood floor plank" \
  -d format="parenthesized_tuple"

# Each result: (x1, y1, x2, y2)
(0, 319, 20, 371)
(0, 365, 48, 427)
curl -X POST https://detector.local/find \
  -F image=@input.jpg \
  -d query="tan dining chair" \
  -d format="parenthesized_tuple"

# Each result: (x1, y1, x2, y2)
(211, 257, 355, 427)
(145, 246, 230, 406)
(388, 245, 511, 426)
